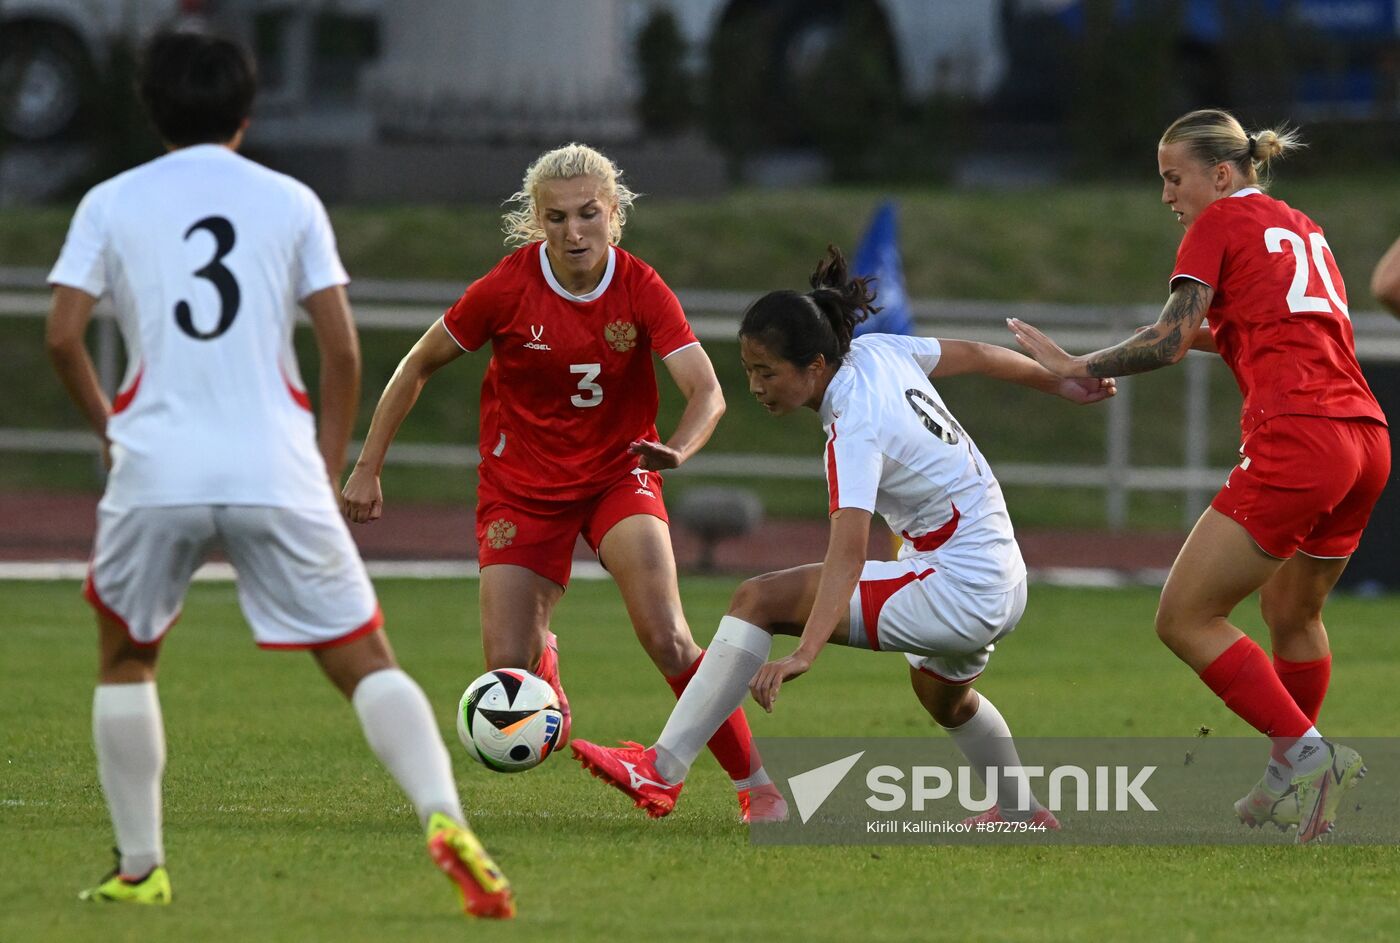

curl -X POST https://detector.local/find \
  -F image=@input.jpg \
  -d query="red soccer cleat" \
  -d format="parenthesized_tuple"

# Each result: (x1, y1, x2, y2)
(570, 740, 683, 818)
(534, 631, 570, 748)
(738, 782, 789, 824)
(960, 806, 1062, 830)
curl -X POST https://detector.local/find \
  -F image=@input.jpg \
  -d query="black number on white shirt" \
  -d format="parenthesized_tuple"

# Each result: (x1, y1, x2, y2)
(175, 216, 241, 340)
(1264, 227, 1349, 319)
(906, 389, 960, 444)
(906, 388, 982, 474)
(570, 363, 603, 407)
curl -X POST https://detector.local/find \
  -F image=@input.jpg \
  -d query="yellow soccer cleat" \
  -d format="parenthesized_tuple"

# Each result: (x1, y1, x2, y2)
(79, 863, 172, 905)
(425, 812, 515, 919)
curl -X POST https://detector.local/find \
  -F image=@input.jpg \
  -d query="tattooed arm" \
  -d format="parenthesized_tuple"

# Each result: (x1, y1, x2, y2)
(1006, 279, 1215, 379)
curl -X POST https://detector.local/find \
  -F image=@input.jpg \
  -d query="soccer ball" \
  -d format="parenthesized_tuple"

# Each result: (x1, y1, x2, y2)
(456, 669, 564, 773)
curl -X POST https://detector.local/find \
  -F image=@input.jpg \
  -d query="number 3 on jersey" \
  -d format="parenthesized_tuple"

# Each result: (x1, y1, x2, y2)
(570, 363, 603, 408)
(175, 216, 242, 340)
(1265, 227, 1348, 319)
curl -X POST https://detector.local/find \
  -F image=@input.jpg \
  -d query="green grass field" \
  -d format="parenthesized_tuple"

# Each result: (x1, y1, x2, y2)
(3, 578, 1399, 942)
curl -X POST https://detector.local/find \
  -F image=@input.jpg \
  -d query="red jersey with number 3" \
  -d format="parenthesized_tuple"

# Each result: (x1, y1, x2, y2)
(441, 242, 699, 500)
(1171, 188, 1385, 436)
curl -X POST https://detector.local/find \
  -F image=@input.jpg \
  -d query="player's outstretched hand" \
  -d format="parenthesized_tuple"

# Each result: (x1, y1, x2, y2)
(749, 651, 814, 713)
(341, 466, 383, 524)
(1056, 376, 1116, 405)
(1007, 318, 1083, 378)
(628, 438, 682, 471)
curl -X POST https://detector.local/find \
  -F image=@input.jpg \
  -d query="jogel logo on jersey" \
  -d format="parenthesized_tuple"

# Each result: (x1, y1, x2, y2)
(604, 321, 637, 352)
(630, 467, 655, 498)
(486, 519, 517, 549)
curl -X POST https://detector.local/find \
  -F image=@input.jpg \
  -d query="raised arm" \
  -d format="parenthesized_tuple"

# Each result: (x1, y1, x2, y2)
(45, 286, 110, 465)
(629, 344, 725, 471)
(341, 320, 464, 523)
(1008, 278, 1215, 378)
(301, 285, 360, 485)
(1371, 234, 1400, 317)
(749, 507, 871, 712)
(932, 338, 1116, 405)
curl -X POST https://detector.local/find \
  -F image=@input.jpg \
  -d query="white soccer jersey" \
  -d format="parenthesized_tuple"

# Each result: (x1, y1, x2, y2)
(48, 145, 348, 511)
(821, 334, 1025, 591)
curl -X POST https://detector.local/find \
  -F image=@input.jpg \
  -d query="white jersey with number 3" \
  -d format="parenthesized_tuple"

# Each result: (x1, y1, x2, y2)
(821, 334, 1025, 591)
(48, 145, 348, 511)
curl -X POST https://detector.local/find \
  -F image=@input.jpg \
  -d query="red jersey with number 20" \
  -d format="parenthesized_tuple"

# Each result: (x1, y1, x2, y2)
(441, 242, 699, 500)
(1171, 188, 1384, 436)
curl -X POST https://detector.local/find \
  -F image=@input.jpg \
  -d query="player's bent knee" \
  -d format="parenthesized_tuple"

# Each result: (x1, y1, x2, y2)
(727, 574, 775, 625)
(632, 619, 700, 675)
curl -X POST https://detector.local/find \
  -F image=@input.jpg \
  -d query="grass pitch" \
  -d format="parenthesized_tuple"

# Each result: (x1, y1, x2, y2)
(3, 578, 1399, 942)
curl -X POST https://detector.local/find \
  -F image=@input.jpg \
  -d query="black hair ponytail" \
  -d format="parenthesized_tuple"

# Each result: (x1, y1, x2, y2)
(739, 245, 880, 369)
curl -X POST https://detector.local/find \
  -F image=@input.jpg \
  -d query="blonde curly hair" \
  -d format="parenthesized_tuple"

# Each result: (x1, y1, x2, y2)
(501, 143, 637, 247)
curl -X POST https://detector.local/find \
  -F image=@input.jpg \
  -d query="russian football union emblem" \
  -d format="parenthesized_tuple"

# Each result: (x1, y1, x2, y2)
(486, 519, 517, 549)
(604, 320, 637, 352)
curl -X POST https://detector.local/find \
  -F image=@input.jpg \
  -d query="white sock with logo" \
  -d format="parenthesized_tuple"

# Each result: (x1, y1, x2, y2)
(352, 669, 465, 827)
(1282, 727, 1327, 778)
(93, 682, 166, 877)
(654, 616, 772, 785)
(940, 692, 1044, 819)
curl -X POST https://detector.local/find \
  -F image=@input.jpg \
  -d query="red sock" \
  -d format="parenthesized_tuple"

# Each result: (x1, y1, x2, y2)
(1273, 653, 1331, 726)
(666, 651, 759, 783)
(1199, 637, 1313, 741)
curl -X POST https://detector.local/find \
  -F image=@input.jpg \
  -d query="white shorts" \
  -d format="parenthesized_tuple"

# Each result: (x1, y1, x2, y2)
(84, 504, 382, 650)
(845, 557, 1028, 684)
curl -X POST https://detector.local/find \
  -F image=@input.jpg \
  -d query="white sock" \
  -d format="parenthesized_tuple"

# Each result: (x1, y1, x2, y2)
(1283, 727, 1327, 777)
(352, 669, 465, 828)
(732, 769, 774, 791)
(93, 682, 165, 877)
(940, 693, 1043, 818)
(654, 616, 771, 785)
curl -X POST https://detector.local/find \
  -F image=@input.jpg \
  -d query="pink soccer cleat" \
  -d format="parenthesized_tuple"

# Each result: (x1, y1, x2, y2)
(533, 631, 570, 748)
(738, 782, 789, 824)
(571, 740, 683, 818)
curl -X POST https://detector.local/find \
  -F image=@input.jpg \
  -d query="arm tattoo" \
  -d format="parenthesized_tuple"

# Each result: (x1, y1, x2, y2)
(1085, 281, 1213, 378)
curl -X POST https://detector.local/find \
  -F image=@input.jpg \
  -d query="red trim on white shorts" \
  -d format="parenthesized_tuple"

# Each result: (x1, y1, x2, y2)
(82, 568, 176, 648)
(857, 567, 934, 652)
(916, 664, 980, 686)
(256, 603, 384, 651)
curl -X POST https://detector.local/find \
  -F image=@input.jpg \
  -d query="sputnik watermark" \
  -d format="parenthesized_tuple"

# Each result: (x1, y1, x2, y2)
(750, 737, 1400, 845)
(864, 764, 1157, 814)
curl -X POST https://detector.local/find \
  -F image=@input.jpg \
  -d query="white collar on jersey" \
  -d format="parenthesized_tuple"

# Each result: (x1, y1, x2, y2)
(1230, 187, 1262, 198)
(539, 242, 616, 302)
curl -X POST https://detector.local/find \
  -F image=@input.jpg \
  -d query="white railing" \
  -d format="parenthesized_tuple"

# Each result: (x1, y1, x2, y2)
(8, 267, 1400, 530)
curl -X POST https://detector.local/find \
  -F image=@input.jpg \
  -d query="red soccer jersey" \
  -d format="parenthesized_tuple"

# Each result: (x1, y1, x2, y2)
(442, 242, 699, 500)
(1171, 189, 1385, 436)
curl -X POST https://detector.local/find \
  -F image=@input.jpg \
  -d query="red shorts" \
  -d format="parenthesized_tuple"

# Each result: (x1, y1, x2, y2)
(1211, 415, 1390, 559)
(475, 467, 669, 588)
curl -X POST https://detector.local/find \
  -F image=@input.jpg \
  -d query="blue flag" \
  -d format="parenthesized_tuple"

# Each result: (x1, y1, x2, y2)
(852, 201, 914, 336)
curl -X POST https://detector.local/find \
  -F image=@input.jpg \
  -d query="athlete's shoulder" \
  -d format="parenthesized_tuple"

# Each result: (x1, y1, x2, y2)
(611, 245, 669, 288)
(78, 152, 170, 208)
(489, 242, 542, 278)
(456, 243, 536, 318)
(234, 154, 331, 215)
(848, 333, 935, 367)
